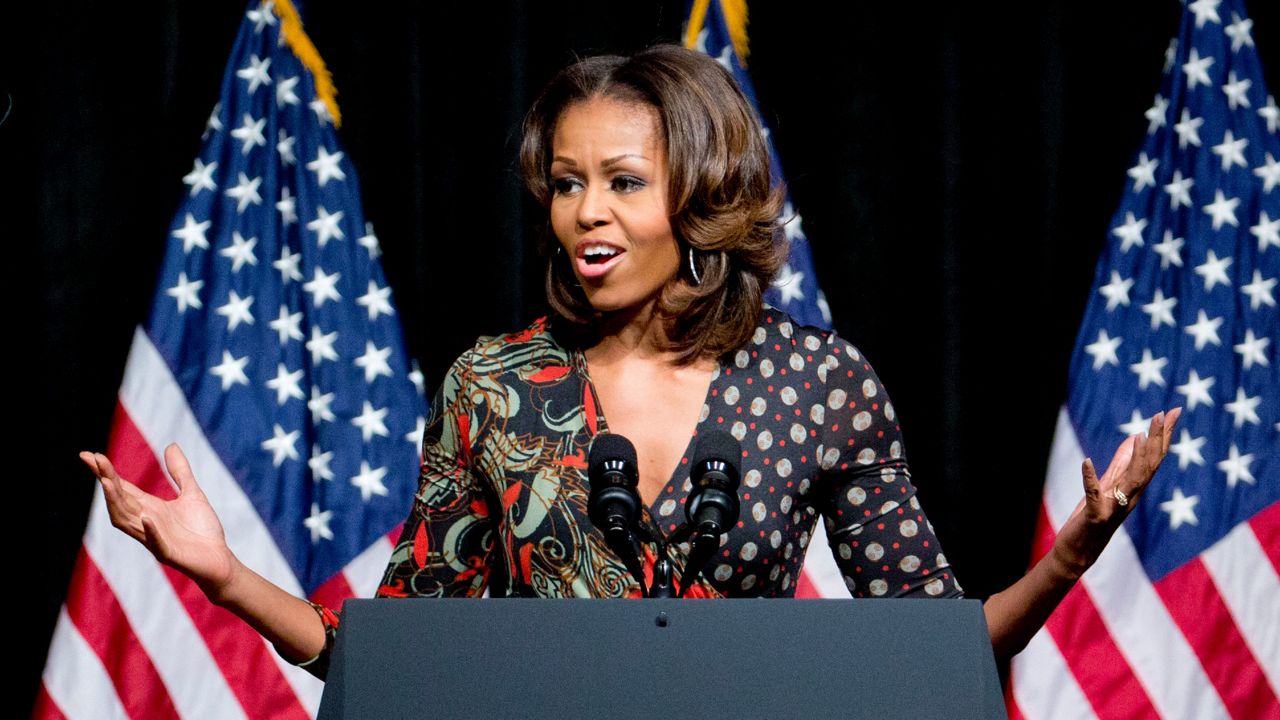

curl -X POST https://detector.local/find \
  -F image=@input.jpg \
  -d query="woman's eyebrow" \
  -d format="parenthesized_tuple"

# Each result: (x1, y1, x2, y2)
(602, 153, 649, 167)
(551, 153, 650, 167)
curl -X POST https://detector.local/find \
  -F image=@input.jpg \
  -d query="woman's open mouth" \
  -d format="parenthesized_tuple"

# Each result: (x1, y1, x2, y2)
(575, 243, 625, 279)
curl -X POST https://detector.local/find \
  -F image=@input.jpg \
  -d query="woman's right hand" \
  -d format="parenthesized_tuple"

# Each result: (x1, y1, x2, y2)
(80, 443, 238, 603)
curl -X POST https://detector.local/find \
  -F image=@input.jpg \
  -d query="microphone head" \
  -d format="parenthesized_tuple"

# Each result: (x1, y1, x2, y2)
(690, 429, 742, 475)
(686, 430, 742, 527)
(587, 432, 638, 485)
(586, 432, 640, 531)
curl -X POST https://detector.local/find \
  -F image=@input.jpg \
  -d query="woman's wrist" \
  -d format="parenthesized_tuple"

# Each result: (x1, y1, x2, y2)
(200, 551, 246, 608)
(1048, 533, 1091, 585)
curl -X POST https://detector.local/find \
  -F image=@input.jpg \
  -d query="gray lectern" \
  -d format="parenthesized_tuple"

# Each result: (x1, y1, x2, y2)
(317, 598, 1006, 720)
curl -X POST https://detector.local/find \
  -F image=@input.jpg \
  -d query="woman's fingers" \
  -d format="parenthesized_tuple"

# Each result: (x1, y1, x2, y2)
(1157, 407, 1182, 456)
(1160, 407, 1182, 456)
(81, 450, 154, 540)
(91, 451, 121, 482)
(81, 451, 116, 491)
(139, 514, 168, 560)
(1143, 411, 1165, 468)
(1120, 407, 1182, 507)
(80, 451, 119, 502)
(1098, 435, 1135, 490)
(1124, 430, 1151, 505)
(163, 443, 203, 499)
(78, 450, 101, 476)
(1081, 458, 1100, 500)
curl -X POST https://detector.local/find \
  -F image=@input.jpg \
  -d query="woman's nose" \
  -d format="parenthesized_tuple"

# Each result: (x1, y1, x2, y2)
(575, 183, 609, 229)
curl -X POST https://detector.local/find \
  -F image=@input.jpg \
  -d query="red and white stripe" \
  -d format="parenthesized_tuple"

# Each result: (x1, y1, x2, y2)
(795, 521, 852, 598)
(38, 328, 383, 719)
(1009, 408, 1280, 720)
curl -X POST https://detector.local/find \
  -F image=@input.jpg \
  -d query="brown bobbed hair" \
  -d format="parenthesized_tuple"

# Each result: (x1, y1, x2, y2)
(519, 44, 787, 365)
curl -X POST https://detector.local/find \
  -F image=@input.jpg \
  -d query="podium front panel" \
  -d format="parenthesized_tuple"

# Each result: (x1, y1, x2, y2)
(319, 598, 1006, 720)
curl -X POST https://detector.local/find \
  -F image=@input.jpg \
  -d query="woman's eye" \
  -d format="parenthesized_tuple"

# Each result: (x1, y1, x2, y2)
(612, 176, 645, 193)
(552, 177, 581, 194)
(552, 176, 644, 194)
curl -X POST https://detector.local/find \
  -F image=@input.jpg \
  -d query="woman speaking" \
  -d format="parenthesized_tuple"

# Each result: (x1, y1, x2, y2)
(80, 44, 1180, 679)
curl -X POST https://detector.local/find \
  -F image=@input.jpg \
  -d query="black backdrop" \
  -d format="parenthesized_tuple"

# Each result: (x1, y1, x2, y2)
(8, 1, 1280, 714)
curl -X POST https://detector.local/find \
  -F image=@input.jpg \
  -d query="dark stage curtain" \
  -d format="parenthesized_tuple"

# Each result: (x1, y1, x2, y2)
(8, 2, 1278, 712)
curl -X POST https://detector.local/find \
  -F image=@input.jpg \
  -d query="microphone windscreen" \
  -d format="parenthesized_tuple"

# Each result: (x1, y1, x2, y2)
(696, 425, 747, 466)
(588, 432, 638, 469)
(691, 430, 742, 474)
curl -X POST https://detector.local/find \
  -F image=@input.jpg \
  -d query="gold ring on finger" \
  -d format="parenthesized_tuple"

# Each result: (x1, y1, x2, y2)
(1113, 487, 1129, 507)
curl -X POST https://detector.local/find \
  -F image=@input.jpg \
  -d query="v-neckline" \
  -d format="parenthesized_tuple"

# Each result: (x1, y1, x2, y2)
(573, 348, 721, 520)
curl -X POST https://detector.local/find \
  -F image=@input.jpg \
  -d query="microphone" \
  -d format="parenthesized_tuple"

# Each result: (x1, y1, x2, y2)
(685, 430, 742, 537)
(587, 433, 648, 596)
(680, 430, 742, 596)
(587, 433, 640, 535)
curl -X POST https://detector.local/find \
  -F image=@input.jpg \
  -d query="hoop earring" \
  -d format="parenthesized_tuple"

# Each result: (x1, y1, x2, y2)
(688, 246, 702, 286)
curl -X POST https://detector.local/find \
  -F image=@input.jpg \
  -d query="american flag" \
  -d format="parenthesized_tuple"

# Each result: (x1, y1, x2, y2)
(1009, 1, 1279, 718)
(36, 1, 426, 717)
(683, 0, 831, 331)
(683, 0, 852, 599)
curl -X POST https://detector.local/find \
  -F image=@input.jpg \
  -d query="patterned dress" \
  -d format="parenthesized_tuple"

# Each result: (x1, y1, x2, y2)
(297, 306, 962, 677)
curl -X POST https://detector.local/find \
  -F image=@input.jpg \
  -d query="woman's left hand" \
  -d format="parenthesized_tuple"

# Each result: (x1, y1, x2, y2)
(1051, 407, 1182, 579)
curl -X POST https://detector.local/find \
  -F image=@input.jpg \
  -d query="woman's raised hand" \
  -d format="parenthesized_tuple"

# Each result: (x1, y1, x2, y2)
(1052, 407, 1182, 578)
(982, 407, 1183, 659)
(80, 443, 237, 602)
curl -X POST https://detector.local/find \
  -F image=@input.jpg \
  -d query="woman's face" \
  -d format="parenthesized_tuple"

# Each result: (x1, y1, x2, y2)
(549, 96, 680, 316)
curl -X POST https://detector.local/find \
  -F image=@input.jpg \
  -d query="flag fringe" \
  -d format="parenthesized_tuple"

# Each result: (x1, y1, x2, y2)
(684, 0, 751, 66)
(269, 0, 342, 128)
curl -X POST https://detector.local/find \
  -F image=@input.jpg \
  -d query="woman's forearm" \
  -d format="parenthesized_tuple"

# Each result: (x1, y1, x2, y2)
(209, 556, 328, 664)
(983, 540, 1087, 661)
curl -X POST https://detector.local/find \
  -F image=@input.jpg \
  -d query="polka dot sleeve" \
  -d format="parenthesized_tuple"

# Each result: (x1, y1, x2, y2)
(811, 334, 963, 599)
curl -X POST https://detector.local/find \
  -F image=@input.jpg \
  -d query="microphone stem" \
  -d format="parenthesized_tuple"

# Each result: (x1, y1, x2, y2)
(676, 530, 721, 598)
(650, 556, 674, 599)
